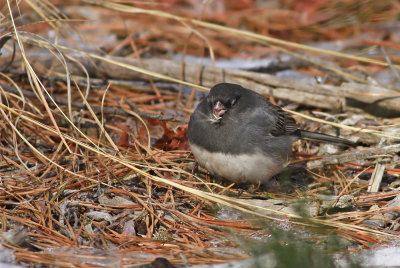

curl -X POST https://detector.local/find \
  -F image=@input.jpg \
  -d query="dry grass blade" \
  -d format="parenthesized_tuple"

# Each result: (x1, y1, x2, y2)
(5, 1, 72, 155)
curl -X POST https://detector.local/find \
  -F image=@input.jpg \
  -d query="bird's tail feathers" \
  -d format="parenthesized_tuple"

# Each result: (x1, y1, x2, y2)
(295, 130, 355, 146)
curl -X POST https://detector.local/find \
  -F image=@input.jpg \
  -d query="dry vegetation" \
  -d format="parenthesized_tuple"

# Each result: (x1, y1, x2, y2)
(0, 0, 400, 267)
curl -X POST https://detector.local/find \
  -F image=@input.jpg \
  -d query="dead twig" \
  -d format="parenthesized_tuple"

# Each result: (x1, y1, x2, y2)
(307, 144, 400, 169)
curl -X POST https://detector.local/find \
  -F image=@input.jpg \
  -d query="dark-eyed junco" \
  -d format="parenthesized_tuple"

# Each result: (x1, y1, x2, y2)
(188, 83, 353, 183)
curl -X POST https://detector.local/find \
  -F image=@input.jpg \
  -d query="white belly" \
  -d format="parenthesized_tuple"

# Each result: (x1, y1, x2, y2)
(190, 144, 284, 183)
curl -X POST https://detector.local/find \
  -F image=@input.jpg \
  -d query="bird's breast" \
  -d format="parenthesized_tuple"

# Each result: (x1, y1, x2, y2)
(190, 143, 285, 183)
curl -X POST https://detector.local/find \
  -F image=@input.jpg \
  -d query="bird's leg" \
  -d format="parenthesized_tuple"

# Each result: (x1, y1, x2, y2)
(246, 182, 260, 193)
(191, 161, 199, 175)
(237, 187, 244, 197)
(236, 178, 258, 196)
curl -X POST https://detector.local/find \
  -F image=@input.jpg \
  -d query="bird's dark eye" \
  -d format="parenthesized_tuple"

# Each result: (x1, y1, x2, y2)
(230, 96, 240, 107)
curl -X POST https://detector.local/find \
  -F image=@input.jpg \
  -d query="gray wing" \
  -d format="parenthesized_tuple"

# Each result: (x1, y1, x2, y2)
(249, 103, 298, 137)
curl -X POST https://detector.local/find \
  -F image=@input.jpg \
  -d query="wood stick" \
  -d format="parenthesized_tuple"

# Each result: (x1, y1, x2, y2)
(307, 144, 400, 169)
(9, 51, 400, 115)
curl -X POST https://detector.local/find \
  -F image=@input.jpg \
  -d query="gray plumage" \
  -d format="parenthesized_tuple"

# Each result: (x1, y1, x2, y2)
(188, 83, 353, 183)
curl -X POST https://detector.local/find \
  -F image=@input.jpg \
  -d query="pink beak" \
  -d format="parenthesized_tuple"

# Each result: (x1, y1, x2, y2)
(213, 101, 227, 117)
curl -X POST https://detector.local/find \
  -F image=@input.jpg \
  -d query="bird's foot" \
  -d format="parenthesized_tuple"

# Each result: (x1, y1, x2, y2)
(191, 161, 199, 175)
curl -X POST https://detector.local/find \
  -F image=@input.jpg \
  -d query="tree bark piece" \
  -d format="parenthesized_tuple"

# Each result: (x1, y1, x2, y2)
(13, 51, 400, 115)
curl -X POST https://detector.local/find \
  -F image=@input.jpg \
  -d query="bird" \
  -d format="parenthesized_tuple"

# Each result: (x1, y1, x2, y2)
(188, 83, 354, 184)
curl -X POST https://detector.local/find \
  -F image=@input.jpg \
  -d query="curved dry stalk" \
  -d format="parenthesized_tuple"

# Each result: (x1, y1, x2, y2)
(8, 32, 129, 157)
(6, 5, 72, 155)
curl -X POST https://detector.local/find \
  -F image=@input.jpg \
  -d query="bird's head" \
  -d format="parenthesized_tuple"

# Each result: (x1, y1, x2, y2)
(206, 83, 244, 123)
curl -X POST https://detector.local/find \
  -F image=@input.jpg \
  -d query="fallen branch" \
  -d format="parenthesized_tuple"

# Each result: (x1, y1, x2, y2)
(307, 144, 400, 169)
(13, 49, 400, 116)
